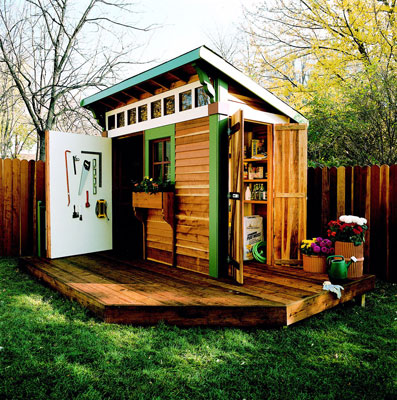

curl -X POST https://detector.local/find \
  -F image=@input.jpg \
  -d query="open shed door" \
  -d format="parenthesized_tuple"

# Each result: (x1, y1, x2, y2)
(46, 131, 112, 258)
(273, 124, 307, 265)
(228, 110, 244, 284)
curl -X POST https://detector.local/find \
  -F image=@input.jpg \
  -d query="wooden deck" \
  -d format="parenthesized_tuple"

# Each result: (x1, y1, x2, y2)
(19, 253, 375, 327)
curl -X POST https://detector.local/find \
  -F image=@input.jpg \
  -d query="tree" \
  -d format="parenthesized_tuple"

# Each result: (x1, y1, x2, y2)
(307, 68, 397, 165)
(0, 65, 35, 158)
(0, 0, 155, 160)
(244, 0, 396, 98)
(243, 0, 397, 165)
(207, 28, 241, 63)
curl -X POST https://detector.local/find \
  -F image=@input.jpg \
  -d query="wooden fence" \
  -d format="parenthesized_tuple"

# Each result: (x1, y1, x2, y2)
(0, 159, 396, 281)
(307, 165, 396, 282)
(0, 159, 45, 257)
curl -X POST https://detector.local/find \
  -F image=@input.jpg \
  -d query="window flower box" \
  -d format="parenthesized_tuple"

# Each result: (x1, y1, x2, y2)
(132, 192, 163, 209)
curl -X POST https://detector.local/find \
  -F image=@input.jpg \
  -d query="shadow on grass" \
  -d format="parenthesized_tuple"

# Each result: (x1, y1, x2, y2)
(0, 258, 396, 400)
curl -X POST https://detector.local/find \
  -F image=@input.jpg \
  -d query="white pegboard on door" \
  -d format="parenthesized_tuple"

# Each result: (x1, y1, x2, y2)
(47, 131, 112, 258)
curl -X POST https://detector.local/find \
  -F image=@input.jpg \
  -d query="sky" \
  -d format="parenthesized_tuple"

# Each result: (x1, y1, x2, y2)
(124, 0, 261, 76)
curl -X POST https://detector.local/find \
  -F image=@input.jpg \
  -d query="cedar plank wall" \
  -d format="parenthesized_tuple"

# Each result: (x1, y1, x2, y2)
(146, 208, 173, 264)
(145, 117, 210, 274)
(175, 117, 210, 274)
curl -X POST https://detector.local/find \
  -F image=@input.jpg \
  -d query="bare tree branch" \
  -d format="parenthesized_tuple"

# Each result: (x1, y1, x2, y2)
(0, 0, 156, 160)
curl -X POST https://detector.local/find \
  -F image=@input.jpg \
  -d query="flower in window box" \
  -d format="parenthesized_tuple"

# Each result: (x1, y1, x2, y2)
(132, 177, 174, 193)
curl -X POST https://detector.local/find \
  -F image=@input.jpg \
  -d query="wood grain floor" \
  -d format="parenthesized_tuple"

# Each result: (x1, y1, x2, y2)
(19, 253, 375, 327)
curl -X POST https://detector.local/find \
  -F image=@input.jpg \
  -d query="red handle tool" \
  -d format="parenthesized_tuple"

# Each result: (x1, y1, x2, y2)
(65, 150, 71, 206)
(85, 190, 90, 208)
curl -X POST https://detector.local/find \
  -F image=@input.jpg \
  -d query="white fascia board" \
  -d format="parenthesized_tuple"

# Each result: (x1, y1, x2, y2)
(200, 47, 309, 125)
(108, 107, 209, 138)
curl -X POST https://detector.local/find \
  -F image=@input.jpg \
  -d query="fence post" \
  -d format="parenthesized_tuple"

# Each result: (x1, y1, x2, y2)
(390, 165, 397, 282)
(336, 166, 345, 217)
(20, 160, 29, 255)
(321, 167, 330, 234)
(11, 159, 21, 256)
(0, 159, 3, 255)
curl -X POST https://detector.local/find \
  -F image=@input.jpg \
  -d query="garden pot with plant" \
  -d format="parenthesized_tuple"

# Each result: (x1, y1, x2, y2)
(327, 215, 368, 278)
(300, 237, 334, 273)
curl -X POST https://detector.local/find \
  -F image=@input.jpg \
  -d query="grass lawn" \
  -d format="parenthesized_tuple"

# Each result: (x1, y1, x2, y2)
(0, 258, 396, 400)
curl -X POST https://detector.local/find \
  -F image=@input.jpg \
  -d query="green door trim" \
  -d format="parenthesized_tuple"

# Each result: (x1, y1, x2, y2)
(209, 114, 229, 278)
(144, 124, 175, 182)
(209, 77, 229, 279)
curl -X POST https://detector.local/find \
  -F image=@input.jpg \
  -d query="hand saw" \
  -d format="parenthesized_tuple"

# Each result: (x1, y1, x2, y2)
(78, 160, 91, 195)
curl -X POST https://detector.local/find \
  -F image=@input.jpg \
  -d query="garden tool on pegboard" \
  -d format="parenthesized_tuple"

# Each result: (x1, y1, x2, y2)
(72, 155, 80, 175)
(81, 151, 102, 187)
(65, 150, 71, 206)
(78, 160, 91, 195)
(95, 199, 109, 220)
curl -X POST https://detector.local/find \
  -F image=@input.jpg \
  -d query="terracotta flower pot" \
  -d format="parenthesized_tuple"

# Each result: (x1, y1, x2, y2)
(302, 254, 327, 273)
(334, 241, 364, 278)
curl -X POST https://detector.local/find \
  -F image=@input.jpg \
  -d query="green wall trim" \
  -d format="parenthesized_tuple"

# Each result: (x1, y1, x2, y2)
(215, 78, 228, 103)
(193, 63, 216, 103)
(144, 124, 175, 182)
(209, 77, 229, 279)
(209, 113, 229, 278)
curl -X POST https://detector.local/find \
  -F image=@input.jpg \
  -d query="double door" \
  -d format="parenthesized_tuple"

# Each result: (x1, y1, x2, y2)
(229, 110, 307, 284)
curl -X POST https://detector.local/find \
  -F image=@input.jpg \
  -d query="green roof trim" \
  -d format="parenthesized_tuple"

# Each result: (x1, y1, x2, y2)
(80, 47, 201, 107)
(81, 45, 308, 124)
(198, 47, 308, 125)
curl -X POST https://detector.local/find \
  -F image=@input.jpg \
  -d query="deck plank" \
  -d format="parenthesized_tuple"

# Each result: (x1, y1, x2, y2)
(23, 257, 164, 306)
(19, 253, 375, 327)
(69, 255, 278, 307)
(96, 253, 288, 305)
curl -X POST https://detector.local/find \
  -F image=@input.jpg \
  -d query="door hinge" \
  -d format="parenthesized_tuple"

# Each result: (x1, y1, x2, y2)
(228, 192, 240, 200)
(228, 121, 241, 136)
(227, 256, 240, 270)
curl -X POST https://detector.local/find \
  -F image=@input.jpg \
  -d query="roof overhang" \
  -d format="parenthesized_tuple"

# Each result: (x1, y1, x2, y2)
(81, 46, 308, 125)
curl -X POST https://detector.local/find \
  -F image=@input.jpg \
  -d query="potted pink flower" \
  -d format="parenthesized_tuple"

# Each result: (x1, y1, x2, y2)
(327, 215, 368, 278)
(300, 237, 334, 273)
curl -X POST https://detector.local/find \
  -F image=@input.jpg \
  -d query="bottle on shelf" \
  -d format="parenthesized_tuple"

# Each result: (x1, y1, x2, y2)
(245, 185, 251, 201)
(252, 185, 258, 200)
(243, 163, 248, 179)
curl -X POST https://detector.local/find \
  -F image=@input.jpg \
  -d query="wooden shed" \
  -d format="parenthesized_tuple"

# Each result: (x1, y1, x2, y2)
(20, 46, 375, 326)
(76, 45, 308, 284)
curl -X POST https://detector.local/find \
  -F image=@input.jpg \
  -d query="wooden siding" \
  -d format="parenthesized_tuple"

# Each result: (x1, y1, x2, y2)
(146, 208, 173, 265)
(307, 165, 397, 282)
(144, 117, 210, 273)
(175, 117, 210, 274)
(0, 158, 45, 256)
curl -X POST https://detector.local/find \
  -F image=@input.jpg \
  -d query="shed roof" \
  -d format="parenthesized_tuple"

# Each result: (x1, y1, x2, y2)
(81, 46, 307, 124)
